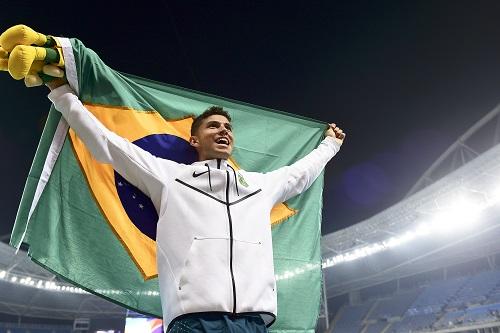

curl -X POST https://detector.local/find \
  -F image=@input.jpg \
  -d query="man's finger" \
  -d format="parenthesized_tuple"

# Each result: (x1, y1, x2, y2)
(25, 74, 43, 87)
(43, 64, 65, 78)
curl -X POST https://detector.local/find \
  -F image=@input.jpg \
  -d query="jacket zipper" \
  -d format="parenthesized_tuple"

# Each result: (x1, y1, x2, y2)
(225, 170, 237, 314)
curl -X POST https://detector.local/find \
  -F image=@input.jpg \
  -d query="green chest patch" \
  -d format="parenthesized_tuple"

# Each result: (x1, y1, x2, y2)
(237, 172, 249, 187)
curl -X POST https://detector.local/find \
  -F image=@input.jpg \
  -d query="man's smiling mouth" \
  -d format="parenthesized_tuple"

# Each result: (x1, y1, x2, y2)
(215, 137, 230, 146)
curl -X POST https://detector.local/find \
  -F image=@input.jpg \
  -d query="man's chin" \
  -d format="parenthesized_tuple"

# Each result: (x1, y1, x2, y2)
(205, 150, 232, 160)
(215, 152, 231, 160)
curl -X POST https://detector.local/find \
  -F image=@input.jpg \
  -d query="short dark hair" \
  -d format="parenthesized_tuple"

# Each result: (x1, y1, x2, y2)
(191, 106, 232, 136)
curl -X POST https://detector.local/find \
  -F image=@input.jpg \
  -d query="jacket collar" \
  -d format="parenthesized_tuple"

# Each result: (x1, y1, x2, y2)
(192, 158, 228, 170)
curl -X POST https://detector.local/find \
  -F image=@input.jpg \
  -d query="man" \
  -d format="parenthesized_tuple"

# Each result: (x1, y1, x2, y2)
(45, 78, 345, 332)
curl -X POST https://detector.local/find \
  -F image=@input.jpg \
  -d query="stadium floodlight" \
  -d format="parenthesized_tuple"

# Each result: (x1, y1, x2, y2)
(487, 184, 500, 204)
(415, 223, 431, 236)
(0, 267, 162, 296)
(20, 277, 34, 286)
(431, 196, 484, 233)
(321, 190, 498, 269)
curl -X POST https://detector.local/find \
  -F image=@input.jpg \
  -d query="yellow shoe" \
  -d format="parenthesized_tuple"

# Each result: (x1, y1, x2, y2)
(0, 24, 47, 52)
(8, 45, 47, 80)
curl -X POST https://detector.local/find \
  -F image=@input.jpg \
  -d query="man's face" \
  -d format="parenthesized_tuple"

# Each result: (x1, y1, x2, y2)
(190, 114, 234, 161)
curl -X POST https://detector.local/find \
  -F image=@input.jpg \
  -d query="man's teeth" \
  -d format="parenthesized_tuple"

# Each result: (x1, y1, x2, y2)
(216, 138, 229, 145)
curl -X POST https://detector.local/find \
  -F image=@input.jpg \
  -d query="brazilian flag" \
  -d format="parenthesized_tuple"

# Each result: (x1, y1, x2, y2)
(10, 37, 327, 333)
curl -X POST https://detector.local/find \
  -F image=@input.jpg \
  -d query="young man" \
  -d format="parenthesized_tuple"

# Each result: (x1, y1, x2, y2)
(46, 79, 345, 333)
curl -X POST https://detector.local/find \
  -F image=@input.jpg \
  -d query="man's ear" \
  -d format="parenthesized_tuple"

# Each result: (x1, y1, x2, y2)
(189, 135, 199, 148)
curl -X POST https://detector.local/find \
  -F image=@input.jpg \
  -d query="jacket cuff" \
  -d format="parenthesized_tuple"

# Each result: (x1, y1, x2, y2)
(47, 84, 74, 103)
(324, 136, 342, 152)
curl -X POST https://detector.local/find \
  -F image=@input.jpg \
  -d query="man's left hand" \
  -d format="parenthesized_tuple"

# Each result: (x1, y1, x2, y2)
(326, 123, 346, 145)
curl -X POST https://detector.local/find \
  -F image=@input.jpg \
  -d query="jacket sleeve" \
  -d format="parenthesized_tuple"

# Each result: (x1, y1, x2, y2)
(263, 136, 341, 205)
(48, 84, 177, 204)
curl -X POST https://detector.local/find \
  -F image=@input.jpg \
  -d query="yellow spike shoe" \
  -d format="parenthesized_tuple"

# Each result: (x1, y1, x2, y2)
(0, 25, 47, 52)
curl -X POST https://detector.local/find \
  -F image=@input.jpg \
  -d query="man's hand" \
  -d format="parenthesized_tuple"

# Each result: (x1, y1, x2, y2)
(45, 77, 67, 91)
(326, 123, 346, 145)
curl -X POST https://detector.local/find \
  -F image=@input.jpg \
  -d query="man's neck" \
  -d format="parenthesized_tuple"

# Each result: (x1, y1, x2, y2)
(194, 158, 228, 170)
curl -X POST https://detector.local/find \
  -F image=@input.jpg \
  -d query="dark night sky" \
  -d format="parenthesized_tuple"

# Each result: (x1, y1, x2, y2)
(2, 1, 500, 238)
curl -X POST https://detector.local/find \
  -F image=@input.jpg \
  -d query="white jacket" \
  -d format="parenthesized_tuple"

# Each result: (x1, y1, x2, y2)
(48, 85, 341, 329)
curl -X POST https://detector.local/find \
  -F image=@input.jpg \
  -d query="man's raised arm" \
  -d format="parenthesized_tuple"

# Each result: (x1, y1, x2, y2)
(264, 124, 345, 205)
(46, 82, 178, 210)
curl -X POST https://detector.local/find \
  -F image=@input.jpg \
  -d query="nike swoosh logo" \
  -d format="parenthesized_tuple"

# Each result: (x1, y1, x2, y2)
(192, 171, 209, 178)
